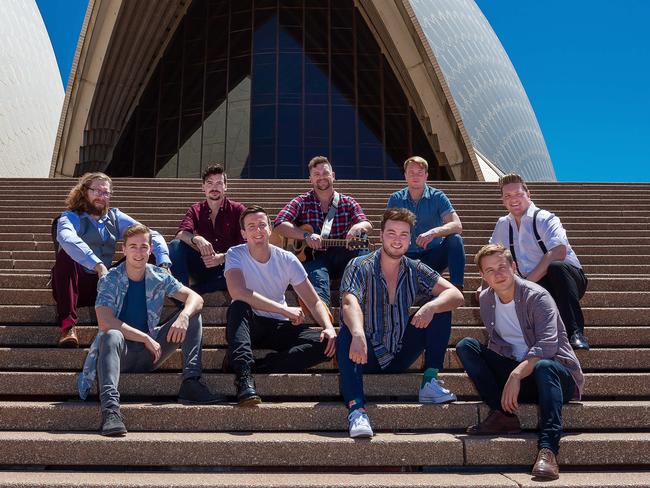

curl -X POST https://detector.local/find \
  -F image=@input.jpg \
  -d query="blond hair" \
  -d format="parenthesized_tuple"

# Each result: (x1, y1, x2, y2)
(403, 156, 428, 172)
(474, 244, 514, 272)
(123, 223, 151, 245)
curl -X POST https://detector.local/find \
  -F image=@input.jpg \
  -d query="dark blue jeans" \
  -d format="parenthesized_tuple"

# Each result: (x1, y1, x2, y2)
(337, 311, 452, 411)
(303, 247, 367, 306)
(168, 239, 226, 294)
(456, 337, 576, 454)
(406, 234, 465, 287)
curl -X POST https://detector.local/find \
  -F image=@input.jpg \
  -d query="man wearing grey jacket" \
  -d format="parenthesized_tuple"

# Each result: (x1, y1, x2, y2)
(456, 244, 584, 481)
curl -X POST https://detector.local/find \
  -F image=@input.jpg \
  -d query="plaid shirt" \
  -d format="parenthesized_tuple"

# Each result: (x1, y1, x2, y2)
(273, 190, 368, 239)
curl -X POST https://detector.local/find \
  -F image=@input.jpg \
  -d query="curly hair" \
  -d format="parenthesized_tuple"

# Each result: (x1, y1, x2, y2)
(64, 172, 113, 215)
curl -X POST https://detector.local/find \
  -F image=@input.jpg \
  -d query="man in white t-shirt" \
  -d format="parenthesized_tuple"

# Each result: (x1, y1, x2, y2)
(224, 205, 337, 405)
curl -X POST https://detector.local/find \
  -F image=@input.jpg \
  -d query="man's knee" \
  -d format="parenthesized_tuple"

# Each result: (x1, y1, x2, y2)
(533, 359, 558, 380)
(456, 336, 480, 358)
(445, 233, 464, 249)
(101, 329, 125, 351)
(168, 239, 191, 259)
(227, 300, 253, 325)
(546, 262, 568, 279)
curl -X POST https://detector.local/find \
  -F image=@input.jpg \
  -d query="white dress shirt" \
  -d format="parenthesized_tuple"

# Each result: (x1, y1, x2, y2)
(489, 203, 581, 275)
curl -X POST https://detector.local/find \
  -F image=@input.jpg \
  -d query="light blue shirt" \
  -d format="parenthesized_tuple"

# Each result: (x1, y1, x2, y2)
(57, 208, 171, 271)
(387, 185, 455, 253)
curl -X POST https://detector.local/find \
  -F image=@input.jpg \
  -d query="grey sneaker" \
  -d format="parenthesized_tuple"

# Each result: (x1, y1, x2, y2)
(348, 409, 374, 438)
(419, 378, 457, 404)
(178, 377, 227, 404)
(100, 409, 127, 437)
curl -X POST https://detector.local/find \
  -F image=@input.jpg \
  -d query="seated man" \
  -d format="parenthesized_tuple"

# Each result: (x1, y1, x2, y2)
(387, 156, 465, 290)
(457, 244, 584, 480)
(487, 173, 589, 349)
(225, 205, 337, 406)
(273, 156, 372, 309)
(94, 224, 224, 437)
(337, 208, 465, 438)
(169, 163, 245, 294)
(52, 172, 170, 347)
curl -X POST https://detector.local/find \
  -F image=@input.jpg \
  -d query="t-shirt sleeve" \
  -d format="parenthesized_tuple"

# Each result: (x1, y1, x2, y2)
(286, 252, 308, 285)
(436, 191, 455, 218)
(415, 261, 440, 296)
(224, 246, 243, 273)
(340, 260, 367, 304)
(386, 192, 398, 208)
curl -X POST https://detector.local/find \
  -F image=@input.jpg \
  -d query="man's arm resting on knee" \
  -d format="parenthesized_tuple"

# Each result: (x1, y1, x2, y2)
(166, 286, 203, 344)
(294, 279, 336, 356)
(225, 268, 303, 323)
(524, 245, 567, 283)
(501, 356, 541, 414)
(341, 292, 367, 364)
(95, 306, 159, 360)
(411, 276, 464, 327)
(416, 212, 462, 248)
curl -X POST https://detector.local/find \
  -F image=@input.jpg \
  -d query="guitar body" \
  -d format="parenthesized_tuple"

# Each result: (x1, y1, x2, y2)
(269, 223, 371, 262)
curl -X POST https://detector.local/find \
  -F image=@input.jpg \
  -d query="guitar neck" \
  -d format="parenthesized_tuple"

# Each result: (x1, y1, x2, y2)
(321, 239, 349, 247)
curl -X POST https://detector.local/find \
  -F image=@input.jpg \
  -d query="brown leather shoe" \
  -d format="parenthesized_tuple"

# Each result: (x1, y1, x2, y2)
(58, 327, 79, 348)
(531, 448, 559, 480)
(467, 410, 521, 435)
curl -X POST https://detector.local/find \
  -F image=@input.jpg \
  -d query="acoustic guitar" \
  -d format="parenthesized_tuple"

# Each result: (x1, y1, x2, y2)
(270, 224, 371, 262)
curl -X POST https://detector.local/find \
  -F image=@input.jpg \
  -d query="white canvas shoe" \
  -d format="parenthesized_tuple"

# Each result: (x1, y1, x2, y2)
(348, 409, 374, 438)
(419, 378, 457, 403)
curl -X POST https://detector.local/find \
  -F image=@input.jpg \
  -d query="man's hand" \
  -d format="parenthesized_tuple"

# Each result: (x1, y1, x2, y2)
(167, 312, 189, 344)
(411, 302, 435, 328)
(283, 306, 305, 325)
(144, 336, 162, 363)
(192, 235, 215, 257)
(202, 253, 225, 268)
(349, 333, 367, 364)
(305, 234, 323, 250)
(94, 263, 109, 278)
(320, 328, 337, 357)
(415, 229, 439, 249)
(501, 372, 521, 414)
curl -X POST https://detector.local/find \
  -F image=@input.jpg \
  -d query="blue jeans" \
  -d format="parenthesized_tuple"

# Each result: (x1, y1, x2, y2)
(168, 239, 226, 294)
(456, 337, 576, 454)
(337, 311, 452, 411)
(407, 234, 465, 287)
(303, 247, 367, 306)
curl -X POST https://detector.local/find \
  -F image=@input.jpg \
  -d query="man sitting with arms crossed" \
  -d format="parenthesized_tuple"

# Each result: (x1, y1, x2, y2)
(337, 208, 464, 438)
(387, 156, 465, 290)
(485, 173, 589, 350)
(52, 172, 171, 348)
(457, 244, 584, 480)
(273, 156, 372, 311)
(94, 224, 224, 437)
(225, 205, 337, 406)
(168, 163, 245, 294)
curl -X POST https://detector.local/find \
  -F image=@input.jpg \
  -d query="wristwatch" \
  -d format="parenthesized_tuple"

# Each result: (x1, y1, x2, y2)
(303, 230, 311, 239)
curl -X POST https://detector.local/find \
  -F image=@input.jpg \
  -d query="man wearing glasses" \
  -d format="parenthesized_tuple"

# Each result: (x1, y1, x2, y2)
(52, 172, 171, 348)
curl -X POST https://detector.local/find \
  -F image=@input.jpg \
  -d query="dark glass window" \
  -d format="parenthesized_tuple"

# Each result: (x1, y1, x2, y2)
(106, 0, 447, 180)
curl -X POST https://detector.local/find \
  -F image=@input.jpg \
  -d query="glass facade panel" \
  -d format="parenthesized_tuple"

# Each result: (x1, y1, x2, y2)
(106, 0, 448, 180)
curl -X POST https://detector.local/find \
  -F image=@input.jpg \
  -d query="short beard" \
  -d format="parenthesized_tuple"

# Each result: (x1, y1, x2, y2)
(85, 201, 108, 216)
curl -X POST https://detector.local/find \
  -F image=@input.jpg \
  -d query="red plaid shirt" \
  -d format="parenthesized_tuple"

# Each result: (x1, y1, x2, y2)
(273, 190, 368, 239)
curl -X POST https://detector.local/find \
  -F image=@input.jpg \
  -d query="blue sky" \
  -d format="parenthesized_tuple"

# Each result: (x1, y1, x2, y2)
(37, 0, 649, 182)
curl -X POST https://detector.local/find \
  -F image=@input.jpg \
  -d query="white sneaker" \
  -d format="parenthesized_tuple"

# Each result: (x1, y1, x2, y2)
(419, 378, 457, 403)
(348, 409, 374, 438)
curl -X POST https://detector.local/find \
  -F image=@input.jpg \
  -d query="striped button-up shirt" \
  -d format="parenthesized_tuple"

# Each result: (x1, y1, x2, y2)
(340, 250, 440, 368)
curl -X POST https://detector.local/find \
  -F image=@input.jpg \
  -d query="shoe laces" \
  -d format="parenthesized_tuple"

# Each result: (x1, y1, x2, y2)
(348, 409, 368, 426)
(539, 448, 554, 462)
(103, 410, 123, 422)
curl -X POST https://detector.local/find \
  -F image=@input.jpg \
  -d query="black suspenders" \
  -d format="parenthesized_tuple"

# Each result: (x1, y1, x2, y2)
(508, 209, 547, 275)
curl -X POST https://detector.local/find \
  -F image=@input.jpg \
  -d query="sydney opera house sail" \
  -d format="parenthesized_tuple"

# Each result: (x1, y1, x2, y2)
(1, 0, 64, 177)
(51, 0, 555, 182)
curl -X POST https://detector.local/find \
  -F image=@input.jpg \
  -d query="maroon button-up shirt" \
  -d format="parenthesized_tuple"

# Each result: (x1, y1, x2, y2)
(177, 198, 245, 253)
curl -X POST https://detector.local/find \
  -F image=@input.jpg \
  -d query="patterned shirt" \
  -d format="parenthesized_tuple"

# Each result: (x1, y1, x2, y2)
(95, 262, 183, 338)
(340, 250, 440, 368)
(177, 197, 245, 254)
(273, 190, 368, 239)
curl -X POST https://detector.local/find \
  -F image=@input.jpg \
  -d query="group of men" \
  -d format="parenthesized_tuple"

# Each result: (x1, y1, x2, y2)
(52, 155, 588, 480)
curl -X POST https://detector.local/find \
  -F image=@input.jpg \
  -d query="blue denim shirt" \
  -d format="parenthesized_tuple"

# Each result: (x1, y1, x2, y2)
(78, 263, 182, 399)
(386, 185, 455, 253)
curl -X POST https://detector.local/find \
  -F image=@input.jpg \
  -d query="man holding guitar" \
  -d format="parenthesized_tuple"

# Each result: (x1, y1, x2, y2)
(273, 156, 372, 310)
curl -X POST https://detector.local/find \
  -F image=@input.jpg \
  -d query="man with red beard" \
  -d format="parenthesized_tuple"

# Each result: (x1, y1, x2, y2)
(52, 173, 171, 348)
(168, 164, 245, 295)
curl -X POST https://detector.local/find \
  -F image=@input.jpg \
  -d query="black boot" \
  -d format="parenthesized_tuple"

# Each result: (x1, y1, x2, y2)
(100, 409, 127, 437)
(235, 369, 261, 406)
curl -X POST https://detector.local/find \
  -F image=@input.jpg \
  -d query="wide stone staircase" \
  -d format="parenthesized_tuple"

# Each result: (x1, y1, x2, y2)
(0, 178, 648, 487)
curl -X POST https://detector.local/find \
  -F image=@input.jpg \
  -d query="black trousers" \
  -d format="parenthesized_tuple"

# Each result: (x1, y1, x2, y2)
(226, 300, 328, 374)
(536, 262, 587, 337)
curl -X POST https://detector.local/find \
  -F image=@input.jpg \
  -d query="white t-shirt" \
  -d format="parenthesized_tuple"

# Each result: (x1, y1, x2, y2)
(225, 244, 308, 320)
(494, 298, 529, 361)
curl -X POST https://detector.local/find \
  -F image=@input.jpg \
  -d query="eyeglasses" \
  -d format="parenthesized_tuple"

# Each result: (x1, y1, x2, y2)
(86, 187, 113, 198)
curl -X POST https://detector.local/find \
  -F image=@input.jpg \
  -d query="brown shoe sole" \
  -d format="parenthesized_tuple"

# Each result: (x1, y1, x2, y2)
(58, 338, 79, 348)
(237, 396, 262, 407)
(531, 468, 559, 480)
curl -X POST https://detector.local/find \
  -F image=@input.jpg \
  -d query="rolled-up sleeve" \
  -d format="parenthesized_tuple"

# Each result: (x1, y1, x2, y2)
(525, 292, 560, 359)
(541, 212, 569, 250)
(57, 212, 102, 271)
(177, 207, 197, 234)
(347, 197, 368, 225)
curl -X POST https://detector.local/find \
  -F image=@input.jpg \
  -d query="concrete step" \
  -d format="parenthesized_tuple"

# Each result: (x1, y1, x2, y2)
(0, 400, 647, 432)
(3, 304, 650, 326)
(3, 325, 648, 349)
(0, 372, 646, 399)
(0, 431, 647, 467)
(1, 472, 650, 488)
(0, 346, 645, 372)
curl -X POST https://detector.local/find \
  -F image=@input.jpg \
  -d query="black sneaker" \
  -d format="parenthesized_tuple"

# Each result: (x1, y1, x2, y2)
(569, 332, 590, 350)
(235, 373, 261, 406)
(178, 377, 227, 405)
(100, 409, 127, 437)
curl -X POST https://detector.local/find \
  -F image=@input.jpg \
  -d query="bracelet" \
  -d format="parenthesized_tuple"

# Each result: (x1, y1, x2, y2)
(190, 235, 197, 245)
